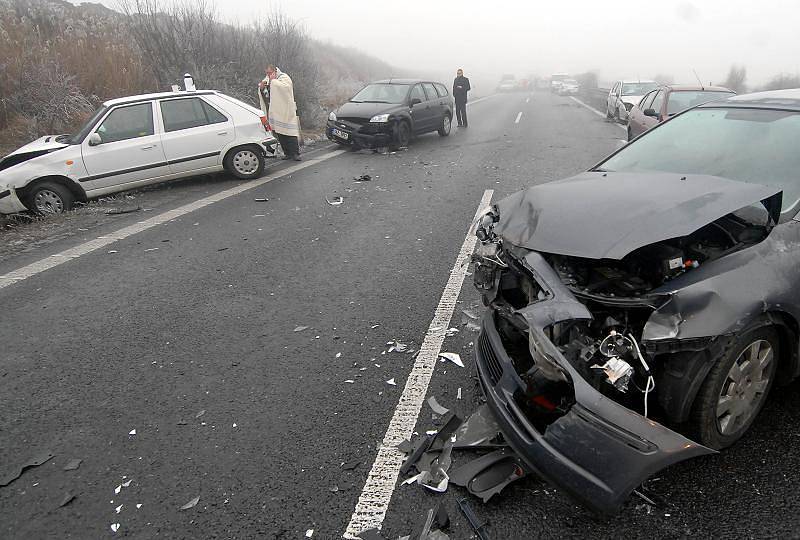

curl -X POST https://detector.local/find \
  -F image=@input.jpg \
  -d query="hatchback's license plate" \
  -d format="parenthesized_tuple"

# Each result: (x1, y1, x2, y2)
(332, 128, 349, 140)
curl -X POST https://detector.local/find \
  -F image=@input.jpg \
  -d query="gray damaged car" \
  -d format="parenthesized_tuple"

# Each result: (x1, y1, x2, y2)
(472, 89, 800, 514)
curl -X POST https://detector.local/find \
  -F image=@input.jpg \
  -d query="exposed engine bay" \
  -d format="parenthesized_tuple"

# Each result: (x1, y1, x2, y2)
(475, 202, 774, 425)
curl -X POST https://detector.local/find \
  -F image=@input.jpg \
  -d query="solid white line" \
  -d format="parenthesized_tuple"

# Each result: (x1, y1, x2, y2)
(465, 94, 496, 107)
(343, 189, 494, 538)
(514, 112, 523, 124)
(569, 96, 627, 131)
(0, 150, 347, 291)
(526, 97, 530, 103)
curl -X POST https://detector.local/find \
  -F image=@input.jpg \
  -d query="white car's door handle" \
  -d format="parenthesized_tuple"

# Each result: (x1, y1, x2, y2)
(141, 145, 156, 150)
(217, 131, 229, 135)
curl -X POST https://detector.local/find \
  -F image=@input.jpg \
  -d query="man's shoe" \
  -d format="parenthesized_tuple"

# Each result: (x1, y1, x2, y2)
(293, 155, 302, 161)
(280, 155, 291, 160)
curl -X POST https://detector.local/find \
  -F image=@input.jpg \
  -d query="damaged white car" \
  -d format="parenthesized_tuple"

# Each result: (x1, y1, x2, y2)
(472, 89, 800, 514)
(0, 90, 277, 215)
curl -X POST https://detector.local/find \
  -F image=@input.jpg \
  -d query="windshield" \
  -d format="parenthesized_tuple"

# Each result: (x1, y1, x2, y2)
(622, 82, 658, 96)
(67, 105, 108, 144)
(667, 91, 735, 115)
(598, 108, 800, 212)
(351, 84, 410, 104)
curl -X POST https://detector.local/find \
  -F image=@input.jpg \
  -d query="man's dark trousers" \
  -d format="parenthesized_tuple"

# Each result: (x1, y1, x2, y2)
(455, 100, 468, 127)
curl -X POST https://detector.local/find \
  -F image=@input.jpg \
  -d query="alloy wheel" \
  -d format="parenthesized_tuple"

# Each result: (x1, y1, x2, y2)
(442, 115, 451, 134)
(716, 339, 773, 436)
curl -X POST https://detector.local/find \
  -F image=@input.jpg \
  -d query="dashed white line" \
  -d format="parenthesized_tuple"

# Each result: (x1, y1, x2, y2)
(0, 150, 347, 291)
(343, 189, 494, 538)
(569, 96, 627, 131)
(526, 97, 530, 103)
(514, 112, 523, 124)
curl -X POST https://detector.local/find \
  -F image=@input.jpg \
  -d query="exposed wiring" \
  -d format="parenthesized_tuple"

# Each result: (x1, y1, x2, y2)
(629, 333, 655, 418)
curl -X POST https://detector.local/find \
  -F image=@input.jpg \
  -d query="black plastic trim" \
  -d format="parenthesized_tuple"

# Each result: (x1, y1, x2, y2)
(79, 151, 221, 182)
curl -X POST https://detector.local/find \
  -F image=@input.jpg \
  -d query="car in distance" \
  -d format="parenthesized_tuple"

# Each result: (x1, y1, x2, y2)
(550, 73, 570, 93)
(326, 79, 454, 150)
(472, 89, 800, 514)
(556, 78, 580, 96)
(606, 80, 659, 122)
(0, 90, 277, 215)
(627, 85, 735, 140)
(497, 74, 517, 92)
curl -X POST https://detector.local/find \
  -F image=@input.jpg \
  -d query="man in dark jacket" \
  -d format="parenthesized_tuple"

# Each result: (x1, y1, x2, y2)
(453, 68, 471, 127)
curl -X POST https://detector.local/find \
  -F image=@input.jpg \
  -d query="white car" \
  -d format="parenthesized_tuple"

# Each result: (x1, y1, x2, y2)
(606, 80, 659, 122)
(0, 90, 277, 215)
(557, 79, 580, 95)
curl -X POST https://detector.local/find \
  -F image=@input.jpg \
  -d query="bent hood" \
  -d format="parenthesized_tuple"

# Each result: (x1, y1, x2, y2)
(0, 135, 70, 172)
(335, 101, 401, 119)
(492, 172, 782, 260)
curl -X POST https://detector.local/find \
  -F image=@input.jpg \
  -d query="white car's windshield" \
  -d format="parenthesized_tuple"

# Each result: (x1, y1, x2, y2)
(351, 84, 410, 104)
(67, 105, 109, 144)
(599, 108, 800, 212)
(622, 82, 658, 96)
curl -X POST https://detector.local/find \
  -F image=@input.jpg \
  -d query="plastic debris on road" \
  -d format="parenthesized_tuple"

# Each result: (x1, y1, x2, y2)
(195, 410, 206, 419)
(63, 458, 82, 471)
(0, 451, 55, 487)
(59, 493, 76, 507)
(180, 496, 200, 510)
(353, 174, 372, 182)
(111, 523, 120, 533)
(427, 396, 449, 416)
(305, 529, 314, 538)
(439, 352, 464, 367)
(386, 340, 409, 353)
(445, 327, 459, 337)
(386, 378, 397, 386)
(294, 326, 309, 332)
(254, 198, 270, 202)
(325, 195, 344, 206)
(128, 429, 136, 435)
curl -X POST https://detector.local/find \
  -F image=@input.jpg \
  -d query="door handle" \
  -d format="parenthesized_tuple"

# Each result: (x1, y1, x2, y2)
(141, 145, 156, 150)
(217, 131, 229, 135)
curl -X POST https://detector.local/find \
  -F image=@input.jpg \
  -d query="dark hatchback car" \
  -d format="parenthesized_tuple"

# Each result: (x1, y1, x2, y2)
(472, 89, 800, 514)
(627, 85, 735, 140)
(326, 79, 454, 149)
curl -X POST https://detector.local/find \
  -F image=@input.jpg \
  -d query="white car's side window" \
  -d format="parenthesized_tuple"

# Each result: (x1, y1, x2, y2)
(160, 97, 228, 133)
(95, 103, 154, 144)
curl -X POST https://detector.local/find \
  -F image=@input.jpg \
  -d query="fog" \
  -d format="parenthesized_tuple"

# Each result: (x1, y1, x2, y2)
(83, 0, 799, 88)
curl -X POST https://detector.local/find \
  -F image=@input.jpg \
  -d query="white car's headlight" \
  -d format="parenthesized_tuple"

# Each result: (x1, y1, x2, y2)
(370, 114, 390, 123)
(328, 111, 337, 121)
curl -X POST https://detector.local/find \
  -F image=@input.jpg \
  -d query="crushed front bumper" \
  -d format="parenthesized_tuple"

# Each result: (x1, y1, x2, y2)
(475, 251, 714, 514)
(0, 187, 27, 214)
(326, 120, 392, 148)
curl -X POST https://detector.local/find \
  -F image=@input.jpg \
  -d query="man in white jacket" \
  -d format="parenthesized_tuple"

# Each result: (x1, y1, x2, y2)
(258, 65, 301, 161)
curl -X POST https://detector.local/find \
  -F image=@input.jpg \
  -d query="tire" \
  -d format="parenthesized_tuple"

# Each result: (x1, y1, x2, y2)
(438, 114, 452, 137)
(389, 121, 411, 151)
(689, 324, 779, 450)
(224, 146, 265, 180)
(27, 181, 74, 215)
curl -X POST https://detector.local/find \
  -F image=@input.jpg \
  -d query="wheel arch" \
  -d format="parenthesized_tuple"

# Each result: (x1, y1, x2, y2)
(222, 143, 265, 165)
(18, 175, 87, 204)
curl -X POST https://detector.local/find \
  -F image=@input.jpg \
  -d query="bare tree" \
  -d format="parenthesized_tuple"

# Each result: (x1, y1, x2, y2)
(762, 73, 800, 91)
(723, 65, 747, 93)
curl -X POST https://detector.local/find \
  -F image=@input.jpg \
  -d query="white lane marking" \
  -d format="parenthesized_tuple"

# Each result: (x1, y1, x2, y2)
(466, 94, 496, 107)
(0, 150, 347, 291)
(343, 189, 494, 538)
(569, 96, 627, 131)
(526, 97, 530, 103)
(514, 112, 523, 124)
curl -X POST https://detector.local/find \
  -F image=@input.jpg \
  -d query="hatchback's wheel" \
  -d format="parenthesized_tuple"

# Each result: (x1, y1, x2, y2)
(438, 114, 452, 137)
(690, 324, 779, 449)
(28, 181, 74, 215)
(225, 146, 265, 179)
(390, 121, 411, 150)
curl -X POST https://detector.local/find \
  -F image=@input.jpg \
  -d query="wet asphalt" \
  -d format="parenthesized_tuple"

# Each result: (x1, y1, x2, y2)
(2, 91, 797, 539)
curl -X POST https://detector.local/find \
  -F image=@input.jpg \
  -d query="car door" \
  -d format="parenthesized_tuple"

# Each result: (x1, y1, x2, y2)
(629, 91, 656, 138)
(408, 84, 433, 133)
(423, 83, 443, 129)
(158, 96, 235, 174)
(80, 101, 170, 193)
(646, 90, 666, 130)
(608, 82, 619, 114)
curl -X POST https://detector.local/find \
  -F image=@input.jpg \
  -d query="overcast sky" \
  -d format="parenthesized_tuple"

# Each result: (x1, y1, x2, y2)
(84, 0, 798, 87)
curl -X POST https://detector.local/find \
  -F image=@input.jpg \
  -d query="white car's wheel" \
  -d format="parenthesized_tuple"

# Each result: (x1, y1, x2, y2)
(28, 181, 75, 215)
(224, 146, 265, 180)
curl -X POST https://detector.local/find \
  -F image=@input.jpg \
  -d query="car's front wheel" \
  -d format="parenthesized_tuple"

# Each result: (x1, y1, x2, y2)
(28, 181, 75, 215)
(390, 121, 411, 150)
(690, 323, 779, 449)
(438, 114, 452, 137)
(224, 146, 265, 180)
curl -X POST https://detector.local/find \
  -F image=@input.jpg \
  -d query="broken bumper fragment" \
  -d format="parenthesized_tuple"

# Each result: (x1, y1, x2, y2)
(475, 252, 714, 514)
(0, 187, 27, 214)
(326, 120, 392, 148)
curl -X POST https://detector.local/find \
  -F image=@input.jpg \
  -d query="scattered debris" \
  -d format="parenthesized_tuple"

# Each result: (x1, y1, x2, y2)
(115, 485, 122, 495)
(353, 174, 372, 182)
(195, 410, 206, 419)
(457, 388, 462, 400)
(370, 324, 380, 329)
(107, 250, 118, 254)
(129, 429, 136, 435)
(294, 326, 309, 332)
(115, 504, 123, 514)
(387, 341, 408, 353)
(633, 489, 657, 506)
(254, 198, 270, 202)
(456, 498, 490, 540)
(122, 479, 133, 488)
(305, 529, 314, 538)
(136, 504, 142, 509)
(0, 451, 55, 487)
(453, 404, 504, 449)
(450, 449, 526, 502)
(217, 247, 229, 252)
(105, 206, 142, 215)
(439, 352, 464, 368)
(445, 327, 459, 337)
(180, 495, 200, 510)
(386, 378, 397, 386)
(342, 460, 361, 471)
(344, 380, 355, 384)
(63, 459, 82, 471)
(143, 248, 159, 253)
(427, 396, 450, 416)
(325, 195, 344, 206)
(410, 504, 450, 540)
(111, 523, 120, 533)
(59, 493, 76, 507)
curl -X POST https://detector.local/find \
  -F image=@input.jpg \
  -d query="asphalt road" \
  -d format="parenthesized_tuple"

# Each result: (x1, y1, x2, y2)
(2, 91, 798, 539)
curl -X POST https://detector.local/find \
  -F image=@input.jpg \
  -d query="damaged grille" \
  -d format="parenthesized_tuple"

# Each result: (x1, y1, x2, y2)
(479, 331, 504, 385)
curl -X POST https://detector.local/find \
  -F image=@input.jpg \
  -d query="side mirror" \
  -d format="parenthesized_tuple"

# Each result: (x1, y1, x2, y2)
(410, 98, 422, 106)
(644, 108, 659, 118)
(88, 133, 102, 146)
